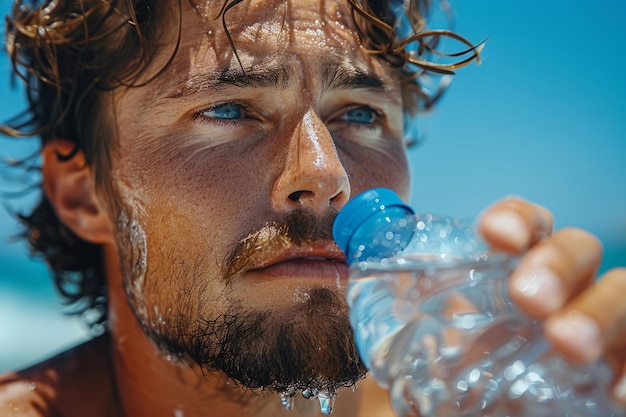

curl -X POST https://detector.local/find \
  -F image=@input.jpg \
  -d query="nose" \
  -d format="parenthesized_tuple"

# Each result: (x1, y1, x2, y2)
(271, 110, 350, 215)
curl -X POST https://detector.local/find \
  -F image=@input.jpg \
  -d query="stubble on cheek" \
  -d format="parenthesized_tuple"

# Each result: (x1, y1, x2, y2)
(113, 191, 151, 328)
(109, 178, 232, 354)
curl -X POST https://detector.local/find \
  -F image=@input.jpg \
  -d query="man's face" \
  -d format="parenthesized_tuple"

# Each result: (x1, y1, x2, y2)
(107, 0, 410, 398)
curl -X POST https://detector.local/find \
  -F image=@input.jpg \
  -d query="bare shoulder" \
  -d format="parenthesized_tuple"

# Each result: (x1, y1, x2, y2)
(0, 334, 121, 417)
(0, 369, 48, 417)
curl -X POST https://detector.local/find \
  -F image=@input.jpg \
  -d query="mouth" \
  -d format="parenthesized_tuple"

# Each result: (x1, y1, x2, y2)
(245, 241, 349, 284)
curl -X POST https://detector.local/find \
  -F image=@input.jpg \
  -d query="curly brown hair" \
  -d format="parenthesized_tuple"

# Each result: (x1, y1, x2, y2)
(1, 0, 481, 326)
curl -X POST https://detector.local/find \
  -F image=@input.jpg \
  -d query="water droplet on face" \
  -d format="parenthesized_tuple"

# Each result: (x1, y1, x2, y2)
(318, 391, 335, 415)
(279, 386, 300, 410)
(26, 382, 36, 391)
(278, 387, 338, 414)
(280, 393, 295, 410)
(293, 288, 311, 303)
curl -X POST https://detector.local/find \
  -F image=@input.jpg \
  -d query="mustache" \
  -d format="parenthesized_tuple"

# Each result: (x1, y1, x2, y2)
(222, 209, 338, 282)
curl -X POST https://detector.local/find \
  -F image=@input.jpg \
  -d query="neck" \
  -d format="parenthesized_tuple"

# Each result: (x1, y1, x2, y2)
(103, 245, 366, 417)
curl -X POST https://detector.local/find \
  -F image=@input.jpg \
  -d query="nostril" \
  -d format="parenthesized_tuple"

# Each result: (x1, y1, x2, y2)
(288, 190, 305, 202)
(330, 192, 346, 206)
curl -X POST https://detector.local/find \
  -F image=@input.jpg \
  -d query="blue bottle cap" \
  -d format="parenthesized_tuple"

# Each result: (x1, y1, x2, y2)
(333, 188, 415, 253)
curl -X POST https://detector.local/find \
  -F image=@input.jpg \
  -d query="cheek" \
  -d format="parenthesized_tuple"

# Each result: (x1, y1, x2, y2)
(110, 141, 254, 292)
(112, 186, 234, 323)
(341, 141, 410, 199)
(117, 131, 274, 228)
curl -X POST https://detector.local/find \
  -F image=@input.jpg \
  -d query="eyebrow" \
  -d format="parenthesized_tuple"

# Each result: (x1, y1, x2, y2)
(322, 62, 387, 91)
(164, 64, 290, 98)
(164, 57, 390, 99)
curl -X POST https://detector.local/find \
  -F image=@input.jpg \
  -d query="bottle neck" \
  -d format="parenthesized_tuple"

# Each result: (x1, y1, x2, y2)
(345, 207, 416, 266)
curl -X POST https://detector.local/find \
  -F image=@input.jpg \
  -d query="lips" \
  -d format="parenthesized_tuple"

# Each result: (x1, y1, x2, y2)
(245, 241, 349, 283)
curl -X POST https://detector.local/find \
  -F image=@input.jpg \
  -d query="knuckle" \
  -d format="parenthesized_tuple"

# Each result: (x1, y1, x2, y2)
(520, 243, 564, 268)
(602, 267, 626, 282)
(554, 227, 603, 252)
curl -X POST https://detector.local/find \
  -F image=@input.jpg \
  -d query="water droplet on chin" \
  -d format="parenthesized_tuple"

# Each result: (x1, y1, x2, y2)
(280, 386, 299, 410)
(278, 387, 337, 414)
(280, 393, 295, 410)
(318, 391, 336, 415)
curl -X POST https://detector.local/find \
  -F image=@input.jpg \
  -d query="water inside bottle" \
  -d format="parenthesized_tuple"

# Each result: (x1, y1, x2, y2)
(348, 257, 625, 417)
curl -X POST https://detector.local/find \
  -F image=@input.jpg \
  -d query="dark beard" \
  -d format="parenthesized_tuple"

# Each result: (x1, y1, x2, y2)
(114, 204, 367, 396)
(152, 286, 367, 396)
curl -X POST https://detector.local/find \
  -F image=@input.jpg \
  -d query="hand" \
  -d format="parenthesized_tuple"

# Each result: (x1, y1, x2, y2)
(478, 196, 626, 405)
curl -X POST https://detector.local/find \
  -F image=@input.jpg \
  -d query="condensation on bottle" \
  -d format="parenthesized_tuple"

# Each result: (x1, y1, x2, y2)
(332, 188, 625, 417)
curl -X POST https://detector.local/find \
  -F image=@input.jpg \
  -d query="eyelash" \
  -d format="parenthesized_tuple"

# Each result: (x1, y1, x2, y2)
(192, 102, 250, 126)
(191, 102, 386, 131)
(340, 106, 386, 130)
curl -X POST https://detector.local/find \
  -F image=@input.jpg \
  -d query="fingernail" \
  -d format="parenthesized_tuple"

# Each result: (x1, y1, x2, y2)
(614, 375, 626, 401)
(487, 212, 530, 250)
(546, 310, 602, 363)
(512, 267, 564, 312)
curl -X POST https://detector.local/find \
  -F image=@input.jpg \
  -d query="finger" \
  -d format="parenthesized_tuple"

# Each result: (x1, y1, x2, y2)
(544, 267, 626, 365)
(478, 196, 553, 253)
(613, 353, 626, 405)
(508, 227, 602, 319)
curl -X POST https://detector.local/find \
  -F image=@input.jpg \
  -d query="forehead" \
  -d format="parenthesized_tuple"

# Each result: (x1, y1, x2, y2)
(151, 0, 388, 88)
(188, 0, 359, 47)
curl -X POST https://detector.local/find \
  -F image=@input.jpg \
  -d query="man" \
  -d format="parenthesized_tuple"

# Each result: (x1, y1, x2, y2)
(1, 0, 625, 416)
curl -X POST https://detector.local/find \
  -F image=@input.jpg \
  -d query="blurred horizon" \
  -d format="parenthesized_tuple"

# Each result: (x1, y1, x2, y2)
(1, 0, 625, 372)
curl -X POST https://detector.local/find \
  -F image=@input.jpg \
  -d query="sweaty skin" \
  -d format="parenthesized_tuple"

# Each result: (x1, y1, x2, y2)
(3, 0, 626, 416)
(3, 1, 407, 416)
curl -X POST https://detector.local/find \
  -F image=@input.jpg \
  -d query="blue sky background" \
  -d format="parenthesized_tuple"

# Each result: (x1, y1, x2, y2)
(1, 1, 625, 372)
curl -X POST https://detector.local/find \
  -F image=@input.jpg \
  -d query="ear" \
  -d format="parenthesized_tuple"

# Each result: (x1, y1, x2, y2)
(42, 140, 114, 244)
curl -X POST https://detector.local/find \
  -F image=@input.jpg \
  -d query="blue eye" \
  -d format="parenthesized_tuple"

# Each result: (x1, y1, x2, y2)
(202, 103, 243, 120)
(342, 106, 377, 124)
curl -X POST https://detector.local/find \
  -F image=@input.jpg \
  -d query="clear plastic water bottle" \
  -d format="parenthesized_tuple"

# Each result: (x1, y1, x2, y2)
(333, 188, 625, 417)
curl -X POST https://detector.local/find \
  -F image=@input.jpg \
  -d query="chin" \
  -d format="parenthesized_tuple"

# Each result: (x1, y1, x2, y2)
(141, 286, 368, 396)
